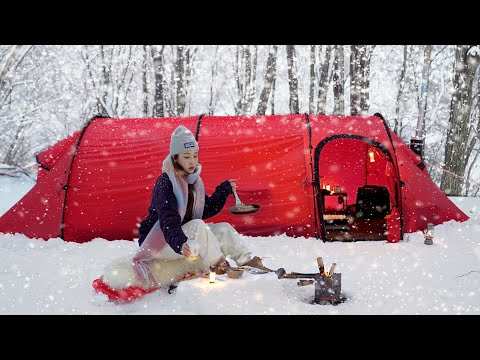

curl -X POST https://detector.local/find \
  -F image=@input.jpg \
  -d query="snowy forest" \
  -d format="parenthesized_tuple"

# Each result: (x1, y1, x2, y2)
(0, 45, 479, 196)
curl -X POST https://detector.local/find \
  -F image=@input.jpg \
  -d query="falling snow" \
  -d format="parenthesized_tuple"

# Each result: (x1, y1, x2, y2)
(0, 175, 479, 314)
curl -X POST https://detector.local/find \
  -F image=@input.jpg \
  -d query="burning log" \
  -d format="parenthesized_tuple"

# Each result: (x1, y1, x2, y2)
(316, 257, 325, 275)
(313, 261, 342, 305)
(328, 263, 336, 277)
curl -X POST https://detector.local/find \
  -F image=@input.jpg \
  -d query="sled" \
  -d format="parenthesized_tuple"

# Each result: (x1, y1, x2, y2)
(92, 277, 158, 301)
(92, 269, 207, 302)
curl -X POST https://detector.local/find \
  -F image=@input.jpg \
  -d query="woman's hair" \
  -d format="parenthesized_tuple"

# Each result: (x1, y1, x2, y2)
(172, 154, 184, 171)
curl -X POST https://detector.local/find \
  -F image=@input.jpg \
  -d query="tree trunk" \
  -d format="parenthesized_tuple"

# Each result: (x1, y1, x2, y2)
(112, 46, 135, 117)
(234, 46, 241, 115)
(245, 45, 257, 115)
(441, 45, 480, 195)
(360, 45, 374, 114)
(207, 46, 219, 116)
(317, 45, 332, 115)
(152, 45, 165, 117)
(394, 45, 408, 135)
(83, 46, 108, 117)
(175, 45, 186, 115)
(286, 45, 299, 114)
(184, 47, 195, 115)
(332, 45, 345, 115)
(350, 45, 373, 116)
(142, 45, 149, 117)
(249, 46, 258, 114)
(257, 45, 278, 115)
(350, 45, 361, 115)
(465, 149, 480, 196)
(99, 45, 110, 116)
(415, 45, 432, 138)
(308, 45, 316, 114)
(234, 45, 257, 115)
(462, 63, 480, 195)
(271, 64, 277, 115)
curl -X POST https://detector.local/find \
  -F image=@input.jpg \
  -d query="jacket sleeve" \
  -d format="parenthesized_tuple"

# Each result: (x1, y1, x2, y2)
(202, 180, 233, 220)
(154, 174, 188, 254)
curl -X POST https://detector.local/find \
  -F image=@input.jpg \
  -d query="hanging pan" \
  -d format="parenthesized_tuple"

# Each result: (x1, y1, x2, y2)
(229, 188, 260, 215)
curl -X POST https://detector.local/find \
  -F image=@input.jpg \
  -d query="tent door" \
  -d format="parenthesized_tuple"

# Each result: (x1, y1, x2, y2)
(314, 136, 396, 242)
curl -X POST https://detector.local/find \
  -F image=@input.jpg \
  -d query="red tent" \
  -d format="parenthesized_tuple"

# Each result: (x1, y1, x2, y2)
(0, 114, 468, 243)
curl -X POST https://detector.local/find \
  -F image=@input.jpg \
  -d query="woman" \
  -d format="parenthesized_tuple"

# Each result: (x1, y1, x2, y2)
(132, 125, 268, 285)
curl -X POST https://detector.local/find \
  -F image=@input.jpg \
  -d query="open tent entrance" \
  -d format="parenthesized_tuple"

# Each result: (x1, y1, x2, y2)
(316, 137, 397, 241)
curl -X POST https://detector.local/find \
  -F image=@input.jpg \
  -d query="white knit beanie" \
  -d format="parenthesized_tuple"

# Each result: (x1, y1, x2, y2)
(170, 125, 199, 156)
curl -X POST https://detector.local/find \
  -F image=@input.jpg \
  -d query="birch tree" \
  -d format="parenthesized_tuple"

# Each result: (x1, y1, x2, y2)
(152, 45, 165, 117)
(350, 45, 375, 115)
(286, 45, 299, 114)
(233, 45, 257, 115)
(308, 45, 316, 114)
(414, 45, 432, 139)
(465, 81, 480, 196)
(207, 46, 220, 116)
(257, 45, 278, 115)
(332, 45, 345, 115)
(2, 44, 480, 194)
(394, 45, 408, 135)
(142, 45, 150, 117)
(317, 45, 333, 115)
(174, 45, 190, 115)
(162, 45, 197, 116)
(82, 45, 140, 118)
(271, 61, 277, 115)
(441, 45, 480, 195)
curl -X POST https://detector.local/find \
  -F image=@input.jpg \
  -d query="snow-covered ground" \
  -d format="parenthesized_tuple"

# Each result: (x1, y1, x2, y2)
(0, 175, 479, 314)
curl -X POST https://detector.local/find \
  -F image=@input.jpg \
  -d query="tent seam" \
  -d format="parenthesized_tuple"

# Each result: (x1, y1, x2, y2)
(59, 116, 98, 240)
(304, 113, 320, 240)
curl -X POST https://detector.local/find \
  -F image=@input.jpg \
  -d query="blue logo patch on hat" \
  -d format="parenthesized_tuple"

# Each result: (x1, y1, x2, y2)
(184, 141, 196, 149)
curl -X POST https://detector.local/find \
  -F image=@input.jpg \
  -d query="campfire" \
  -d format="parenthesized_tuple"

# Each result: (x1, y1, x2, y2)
(312, 257, 344, 305)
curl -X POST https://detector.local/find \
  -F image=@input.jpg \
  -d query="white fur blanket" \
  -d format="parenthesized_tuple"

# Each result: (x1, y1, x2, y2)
(102, 255, 206, 290)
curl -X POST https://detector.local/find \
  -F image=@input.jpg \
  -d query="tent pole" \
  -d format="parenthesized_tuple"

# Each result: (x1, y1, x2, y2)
(195, 114, 204, 141)
(304, 114, 320, 240)
(374, 112, 404, 241)
(59, 115, 100, 240)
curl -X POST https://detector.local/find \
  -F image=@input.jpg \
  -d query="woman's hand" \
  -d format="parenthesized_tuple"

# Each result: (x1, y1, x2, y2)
(182, 238, 199, 259)
(181, 242, 191, 257)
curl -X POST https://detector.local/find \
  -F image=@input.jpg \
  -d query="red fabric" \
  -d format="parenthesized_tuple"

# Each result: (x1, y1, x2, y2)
(386, 207, 401, 242)
(199, 115, 312, 237)
(62, 117, 199, 242)
(36, 131, 80, 181)
(319, 138, 368, 211)
(0, 138, 77, 240)
(391, 132, 469, 231)
(0, 114, 469, 243)
(92, 277, 157, 301)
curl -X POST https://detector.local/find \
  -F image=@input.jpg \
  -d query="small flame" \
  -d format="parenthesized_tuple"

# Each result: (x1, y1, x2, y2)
(368, 149, 375, 162)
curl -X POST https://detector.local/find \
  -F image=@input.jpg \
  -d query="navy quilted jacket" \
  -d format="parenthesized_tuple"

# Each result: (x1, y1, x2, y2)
(138, 173, 232, 253)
